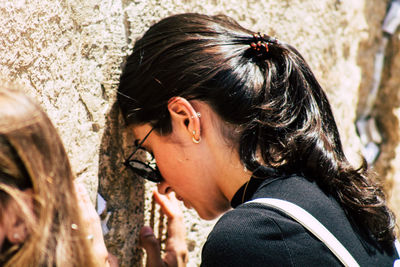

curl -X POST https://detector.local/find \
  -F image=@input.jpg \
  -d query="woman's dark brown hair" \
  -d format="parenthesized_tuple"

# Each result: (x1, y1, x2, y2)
(118, 13, 396, 248)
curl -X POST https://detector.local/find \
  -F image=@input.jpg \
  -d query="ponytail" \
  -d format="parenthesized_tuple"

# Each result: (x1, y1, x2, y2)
(246, 38, 396, 246)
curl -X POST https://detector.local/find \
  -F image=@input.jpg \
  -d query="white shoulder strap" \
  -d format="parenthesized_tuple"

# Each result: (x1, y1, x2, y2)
(394, 240, 400, 267)
(395, 239, 400, 256)
(246, 198, 360, 267)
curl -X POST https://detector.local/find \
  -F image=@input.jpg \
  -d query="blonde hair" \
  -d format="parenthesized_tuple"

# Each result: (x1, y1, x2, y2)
(0, 84, 100, 266)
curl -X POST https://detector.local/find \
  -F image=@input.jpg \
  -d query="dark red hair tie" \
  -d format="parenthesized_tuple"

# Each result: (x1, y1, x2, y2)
(249, 32, 278, 56)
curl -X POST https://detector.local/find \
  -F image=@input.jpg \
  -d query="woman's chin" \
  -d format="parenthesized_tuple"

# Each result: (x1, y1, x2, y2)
(188, 201, 229, 220)
(196, 209, 223, 221)
(183, 201, 192, 209)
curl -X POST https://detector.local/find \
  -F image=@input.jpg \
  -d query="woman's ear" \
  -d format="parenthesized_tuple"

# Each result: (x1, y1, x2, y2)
(4, 189, 33, 244)
(167, 97, 201, 143)
(6, 216, 27, 244)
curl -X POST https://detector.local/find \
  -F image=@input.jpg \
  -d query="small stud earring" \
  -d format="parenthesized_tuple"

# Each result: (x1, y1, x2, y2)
(191, 112, 201, 119)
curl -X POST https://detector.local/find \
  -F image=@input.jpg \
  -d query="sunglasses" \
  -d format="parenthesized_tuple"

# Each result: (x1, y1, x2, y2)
(123, 127, 164, 183)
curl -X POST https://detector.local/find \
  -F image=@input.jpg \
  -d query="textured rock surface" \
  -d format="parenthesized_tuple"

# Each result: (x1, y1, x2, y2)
(1, 0, 399, 266)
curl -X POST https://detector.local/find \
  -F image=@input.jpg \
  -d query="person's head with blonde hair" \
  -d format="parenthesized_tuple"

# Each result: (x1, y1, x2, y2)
(0, 84, 101, 266)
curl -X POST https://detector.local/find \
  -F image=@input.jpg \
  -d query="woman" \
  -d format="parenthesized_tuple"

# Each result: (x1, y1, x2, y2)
(0, 84, 116, 266)
(118, 13, 398, 266)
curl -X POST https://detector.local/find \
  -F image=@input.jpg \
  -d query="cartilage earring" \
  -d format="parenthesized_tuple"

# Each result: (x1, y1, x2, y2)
(191, 112, 201, 119)
(192, 130, 201, 144)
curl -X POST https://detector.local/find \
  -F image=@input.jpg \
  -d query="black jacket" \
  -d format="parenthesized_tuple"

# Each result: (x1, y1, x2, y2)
(201, 171, 398, 266)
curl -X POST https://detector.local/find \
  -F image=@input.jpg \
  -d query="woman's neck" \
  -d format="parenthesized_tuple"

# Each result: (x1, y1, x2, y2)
(212, 145, 252, 202)
(197, 103, 253, 203)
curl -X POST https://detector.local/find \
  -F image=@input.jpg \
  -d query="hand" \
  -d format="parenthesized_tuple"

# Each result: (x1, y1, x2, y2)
(140, 190, 188, 267)
(74, 182, 118, 267)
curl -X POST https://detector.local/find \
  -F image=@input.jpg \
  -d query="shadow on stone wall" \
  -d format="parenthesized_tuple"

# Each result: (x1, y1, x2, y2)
(356, 0, 400, 192)
(98, 100, 145, 266)
(374, 35, 400, 189)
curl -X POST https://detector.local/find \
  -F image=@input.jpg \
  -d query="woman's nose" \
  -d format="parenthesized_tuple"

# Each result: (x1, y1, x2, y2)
(157, 181, 171, 195)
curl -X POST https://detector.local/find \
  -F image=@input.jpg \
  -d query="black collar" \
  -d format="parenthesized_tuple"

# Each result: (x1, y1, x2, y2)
(231, 166, 280, 208)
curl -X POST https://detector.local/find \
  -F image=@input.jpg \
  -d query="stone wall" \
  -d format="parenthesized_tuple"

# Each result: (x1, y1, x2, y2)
(1, 0, 399, 266)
